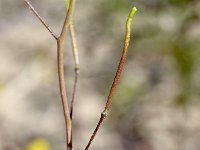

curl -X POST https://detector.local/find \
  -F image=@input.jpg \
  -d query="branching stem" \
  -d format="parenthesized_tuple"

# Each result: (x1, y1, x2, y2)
(57, 1, 76, 149)
(84, 7, 137, 150)
(25, 1, 136, 150)
(25, 0, 76, 150)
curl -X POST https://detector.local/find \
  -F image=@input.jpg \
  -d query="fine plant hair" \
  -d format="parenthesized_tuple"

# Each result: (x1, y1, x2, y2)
(24, 0, 137, 150)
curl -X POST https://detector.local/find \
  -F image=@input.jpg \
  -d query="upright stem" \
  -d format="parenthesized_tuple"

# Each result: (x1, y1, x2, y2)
(69, 21, 80, 150)
(60, 0, 76, 40)
(84, 7, 137, 150)
(57, 0, 76, 149)
(57, 40, 72, 149)
(26, 0, 77, 149)
(69, 21, 80, 119)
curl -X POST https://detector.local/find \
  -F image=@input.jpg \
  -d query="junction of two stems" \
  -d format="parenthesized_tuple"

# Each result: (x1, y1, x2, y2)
(25, 1, 78, 150)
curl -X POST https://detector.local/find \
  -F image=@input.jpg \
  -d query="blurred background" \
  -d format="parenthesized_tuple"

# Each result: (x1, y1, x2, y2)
(0, 0, 200, 150)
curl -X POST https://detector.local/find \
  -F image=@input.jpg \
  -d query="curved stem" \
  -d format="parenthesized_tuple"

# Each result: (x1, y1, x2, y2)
(57, 0, 76, 149)
(60, 0, 76, 40)
(57, 40, 71, 150)
(84, 7, 137, 150)
(68, 21, 80, 150)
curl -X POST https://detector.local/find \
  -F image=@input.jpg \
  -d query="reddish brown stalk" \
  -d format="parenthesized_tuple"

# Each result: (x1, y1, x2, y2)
(85, 113, 106, 150)
(84, 7, 137, 150)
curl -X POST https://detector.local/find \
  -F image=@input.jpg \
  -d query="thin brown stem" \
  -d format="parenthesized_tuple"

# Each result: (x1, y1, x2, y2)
(85, 112, 106, 150)
(84, 7, 137, 150)
(69, 69, 79, 150)
(69, 21, 80, 120)
(69, 22, 80, 71)
(24, 0, 57, 39)
(60, 0, 76, 40)
(25, 0, 76, 150)
(57, 40, 71, 150)
(68, 20, 80, 150)
(70, 70, 79, 119)
(57, 0, 76, 149)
